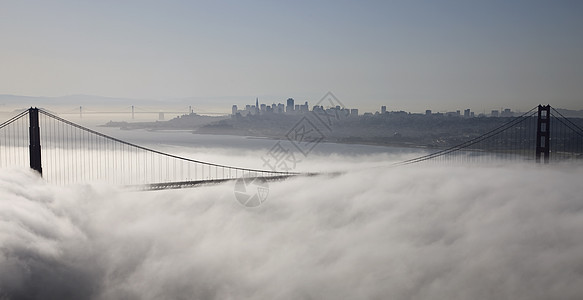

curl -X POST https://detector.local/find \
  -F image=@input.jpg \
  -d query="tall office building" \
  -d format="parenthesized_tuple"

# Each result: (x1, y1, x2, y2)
(381, 106, 387, 114)
(286, 98, 295, 113)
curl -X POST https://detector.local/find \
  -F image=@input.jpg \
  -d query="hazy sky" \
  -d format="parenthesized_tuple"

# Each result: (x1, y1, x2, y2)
(1, 0, 582, 112)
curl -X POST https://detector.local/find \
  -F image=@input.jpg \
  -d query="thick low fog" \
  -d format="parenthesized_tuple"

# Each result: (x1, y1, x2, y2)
(1, 151, 583, 299)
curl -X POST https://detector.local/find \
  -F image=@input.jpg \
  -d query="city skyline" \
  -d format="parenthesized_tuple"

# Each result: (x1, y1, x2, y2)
(1, 1, 582, 112)
(0, 93, 551, 117)
(230, 96, 522, 118)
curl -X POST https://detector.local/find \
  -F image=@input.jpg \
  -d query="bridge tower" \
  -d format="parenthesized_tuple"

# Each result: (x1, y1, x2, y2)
(535, 104, 550, 164)
(28, 107, 43, 175)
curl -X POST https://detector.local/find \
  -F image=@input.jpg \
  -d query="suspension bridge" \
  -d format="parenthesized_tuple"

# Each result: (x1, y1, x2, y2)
(0, 105, 581, 190)
(393, 105, 583, 166)
(1, 107, 298, 190)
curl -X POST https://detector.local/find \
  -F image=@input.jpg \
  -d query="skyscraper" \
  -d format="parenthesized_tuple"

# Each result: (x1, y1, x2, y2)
(286, 98, 294, 113)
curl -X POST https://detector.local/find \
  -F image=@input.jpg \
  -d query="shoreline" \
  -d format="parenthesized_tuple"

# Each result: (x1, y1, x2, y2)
(102, 124, 438, 152)
(190, 130, 437, 151)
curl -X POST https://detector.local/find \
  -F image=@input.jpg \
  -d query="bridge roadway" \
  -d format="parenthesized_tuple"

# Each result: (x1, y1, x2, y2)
(129, 172, 340, 191)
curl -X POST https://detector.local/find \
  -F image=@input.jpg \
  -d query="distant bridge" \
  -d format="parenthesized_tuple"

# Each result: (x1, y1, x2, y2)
(55, 105, 228, 119)
(0, 105, 581, 190)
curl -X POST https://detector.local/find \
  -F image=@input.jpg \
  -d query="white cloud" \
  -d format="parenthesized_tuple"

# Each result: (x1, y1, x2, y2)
(1, 161, 582, 299)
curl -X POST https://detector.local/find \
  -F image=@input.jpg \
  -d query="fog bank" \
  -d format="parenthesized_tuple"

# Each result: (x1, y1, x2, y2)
(1, 163, 582, 299)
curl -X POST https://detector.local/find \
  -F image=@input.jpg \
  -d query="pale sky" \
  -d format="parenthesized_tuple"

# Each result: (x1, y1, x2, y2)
(1, 0, 582, 112)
